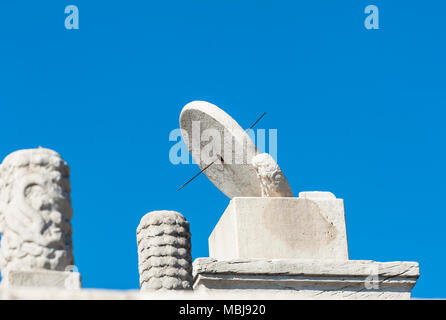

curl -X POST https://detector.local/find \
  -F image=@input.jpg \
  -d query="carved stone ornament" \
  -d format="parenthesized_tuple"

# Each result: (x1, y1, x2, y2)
(0, 148, 74, 278)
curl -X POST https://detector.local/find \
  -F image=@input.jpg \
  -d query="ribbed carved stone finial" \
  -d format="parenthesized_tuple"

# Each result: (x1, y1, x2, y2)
(136, 210, 192, 290)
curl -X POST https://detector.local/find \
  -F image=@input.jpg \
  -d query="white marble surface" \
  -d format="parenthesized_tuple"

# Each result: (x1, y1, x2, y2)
(1, 270, 81, 289)
(137, 211, 193, 290)
(180, 101, 292, 198)
(193, 258, 420, 300)
(0, 148, 75, 279)
(209, 193, 349, 260)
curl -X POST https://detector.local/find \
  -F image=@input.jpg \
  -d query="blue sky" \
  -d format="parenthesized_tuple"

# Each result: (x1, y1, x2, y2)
(0, 1, 444, 298)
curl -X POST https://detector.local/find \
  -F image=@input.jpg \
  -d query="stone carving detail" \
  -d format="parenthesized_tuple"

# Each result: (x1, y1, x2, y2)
(0, 148, 74, 278)
(252, 153, 293, 197)
(137, 210, 192, 290)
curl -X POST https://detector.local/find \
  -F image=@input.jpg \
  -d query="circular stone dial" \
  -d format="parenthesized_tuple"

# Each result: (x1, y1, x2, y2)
(179, 101, 262, 199)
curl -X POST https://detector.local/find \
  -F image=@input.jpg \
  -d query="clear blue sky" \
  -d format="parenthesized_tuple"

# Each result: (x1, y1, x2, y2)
(0, 1, 444, 298)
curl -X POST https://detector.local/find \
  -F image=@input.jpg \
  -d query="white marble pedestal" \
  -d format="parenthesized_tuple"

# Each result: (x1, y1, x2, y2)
(204, 192, 420, 299)
(192, 258, 420, 299)
(209, 192, 348, 260)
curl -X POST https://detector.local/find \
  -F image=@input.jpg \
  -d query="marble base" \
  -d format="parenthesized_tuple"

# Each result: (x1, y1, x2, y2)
(209, 192, 348, 260)
(1, 270, 82, 289)
(193, 258, 420, 300)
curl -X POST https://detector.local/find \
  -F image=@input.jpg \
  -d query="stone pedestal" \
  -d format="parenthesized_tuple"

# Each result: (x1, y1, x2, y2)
(209, 192, 348, 260)
(205, 191, 420, 299)
(1, 270, 82, 289)
(193, 258, 420, 299)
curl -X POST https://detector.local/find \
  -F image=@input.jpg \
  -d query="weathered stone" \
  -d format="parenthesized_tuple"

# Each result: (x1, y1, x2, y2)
(298, 191, 335, 200)
(209, 193, 348, 260)
(179, 101, 292, 198)
(137, 210, 193, 291)
(193, 258, 420, 300)
(252, 153, 293, 197)
(1, 270, 81, 289)
(0, 148, 75, 283)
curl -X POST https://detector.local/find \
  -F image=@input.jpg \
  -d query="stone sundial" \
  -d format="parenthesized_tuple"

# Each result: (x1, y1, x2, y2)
(179, 100, 292, 199)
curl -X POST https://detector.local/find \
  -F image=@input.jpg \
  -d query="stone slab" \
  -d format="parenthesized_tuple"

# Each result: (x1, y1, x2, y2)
(1, 270, 82, 289)
(193, 258, 420, 300)
(209, 193, 348, 260)
(0, 259, 421, 300)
